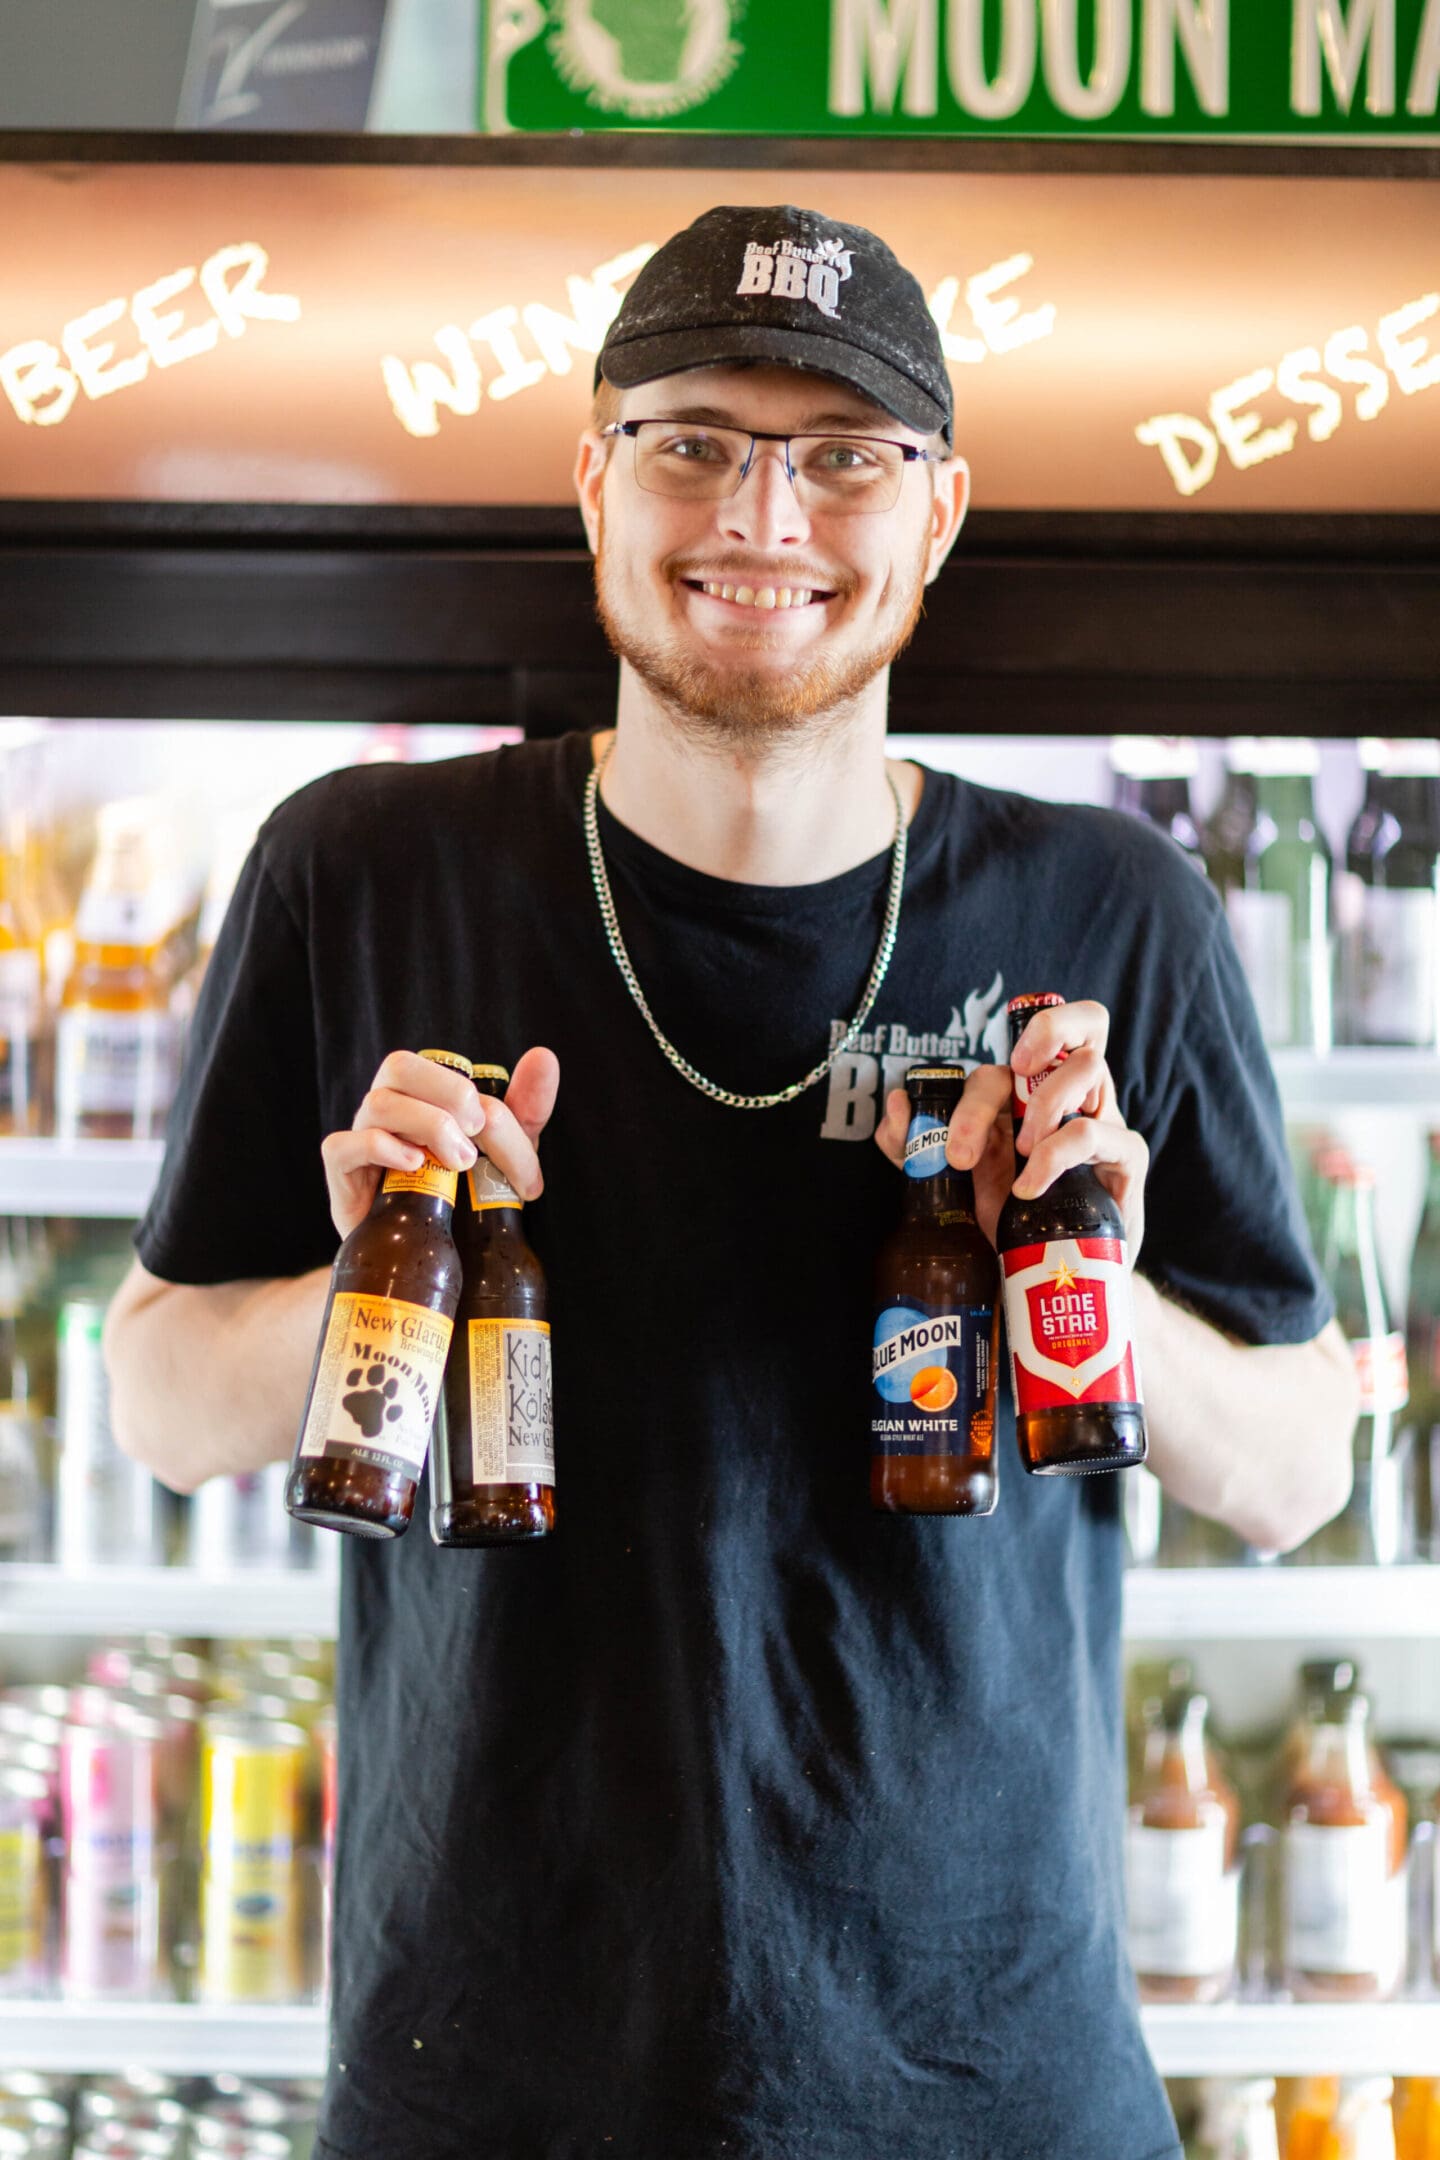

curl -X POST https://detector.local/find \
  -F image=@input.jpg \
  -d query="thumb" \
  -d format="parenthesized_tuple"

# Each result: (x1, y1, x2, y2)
(504, 1046, 560, 1147)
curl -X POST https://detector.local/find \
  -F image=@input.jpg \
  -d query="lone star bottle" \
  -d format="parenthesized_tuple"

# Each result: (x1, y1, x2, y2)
(285, 1048, 469, 1539)
(431, 1061, 554, 1547)
(871, 1065, 1000, 1516)
(997, 993, 1146, 1475)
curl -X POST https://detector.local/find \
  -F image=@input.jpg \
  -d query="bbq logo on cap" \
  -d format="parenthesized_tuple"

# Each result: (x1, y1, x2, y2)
(735, 236, 854, 321)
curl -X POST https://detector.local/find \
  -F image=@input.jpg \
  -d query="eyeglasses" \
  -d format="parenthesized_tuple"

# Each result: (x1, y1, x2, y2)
(601, 420, 941, 515)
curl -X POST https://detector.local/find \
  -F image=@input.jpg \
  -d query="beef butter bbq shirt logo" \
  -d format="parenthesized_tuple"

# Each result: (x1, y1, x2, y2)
(819, 975, 1008, 1142)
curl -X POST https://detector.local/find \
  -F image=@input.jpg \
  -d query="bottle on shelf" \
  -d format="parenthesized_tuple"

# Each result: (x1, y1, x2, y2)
(1403, 1132, 1440, 1563)
(0, 810, 49, 1137)
(55, 800, 189, 1143)
(1126, 1685, 1241, 2003)
(1282, 1685, 1408, 2003)
(1332, 2078, 1398, 2160)
(432, 1062, 557, 1544)
(1337, 737, 1440, 1048)
(1195, 2077, 1281, 2160)
(1393, 2076, 1440, 2160)
(1109, 736, 1207, 869)
(866, 1064, 1000, 1516)
(998, 993, 1146, 1475)
(286, 1049, 469, 1540)
(0, 1222, 43, 1562)
(1303, 1159, 1409, 1566)
(1205, 737, 1332, 1052)
(1279, 2077, 1341, 2160)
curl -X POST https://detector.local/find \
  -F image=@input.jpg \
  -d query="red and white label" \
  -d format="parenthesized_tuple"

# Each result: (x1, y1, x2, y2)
(1002, 1236, 1143, 1411)
(1351, 1330, 1409, 1416)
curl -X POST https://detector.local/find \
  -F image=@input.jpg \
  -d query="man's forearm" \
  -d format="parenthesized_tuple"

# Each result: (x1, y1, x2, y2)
(1131, 1275, 1358, 1553)
(104, 1262, 330, 1494)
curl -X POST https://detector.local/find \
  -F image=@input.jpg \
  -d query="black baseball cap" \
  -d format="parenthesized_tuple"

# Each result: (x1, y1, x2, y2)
(596, 204, 953, 450)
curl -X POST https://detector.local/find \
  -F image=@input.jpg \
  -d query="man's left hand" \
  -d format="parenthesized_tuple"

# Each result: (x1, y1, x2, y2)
(873, 998, 1148, 1264)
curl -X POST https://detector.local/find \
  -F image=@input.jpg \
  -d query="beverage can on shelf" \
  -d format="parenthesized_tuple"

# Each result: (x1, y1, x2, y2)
(197, 1712, 308, 2005)
(59, 1709, 163, 2000)
(0, 1764, 49, 1995)
(190, 1463, 296, 1575)
(56, 1297, 164, 1570)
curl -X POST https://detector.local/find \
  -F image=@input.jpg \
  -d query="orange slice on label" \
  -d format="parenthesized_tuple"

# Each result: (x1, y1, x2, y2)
(910, 1366, 958, 1414)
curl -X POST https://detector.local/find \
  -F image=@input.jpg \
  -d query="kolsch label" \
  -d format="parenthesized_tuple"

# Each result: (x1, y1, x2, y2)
(468, 1317, 554, 1486)
(871, 1301, 994, 1458)
(1002, 1236, 1143, 1413)
(298, 1293, 453, 1478)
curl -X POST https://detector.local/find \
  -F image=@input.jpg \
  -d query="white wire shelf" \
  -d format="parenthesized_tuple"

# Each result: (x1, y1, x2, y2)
(0, 1564, 338, 1639)
(0, 1999, 1434, 2080)
(1142, 2001, 1440, 2078)
(1123, 1565, 1440, 1641)
(0, 1138, 163, 1218)
(0, 2001, 326, 2075)
(1271, 1049, 1440, 1111)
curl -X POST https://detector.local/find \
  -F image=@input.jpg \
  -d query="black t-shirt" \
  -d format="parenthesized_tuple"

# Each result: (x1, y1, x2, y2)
(138, 733, 1329, 2160)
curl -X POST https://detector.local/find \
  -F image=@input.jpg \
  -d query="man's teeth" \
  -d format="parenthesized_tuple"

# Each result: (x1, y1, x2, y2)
(698, 582, 817, 609)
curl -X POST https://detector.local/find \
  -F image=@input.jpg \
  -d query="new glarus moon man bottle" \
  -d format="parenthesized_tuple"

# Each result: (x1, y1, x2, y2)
(871, 1066, 1000, 1516)
(997, 994, 1147, 1475)
(285, 1049, 469, 1539)
(431, 1063, 554, 1546)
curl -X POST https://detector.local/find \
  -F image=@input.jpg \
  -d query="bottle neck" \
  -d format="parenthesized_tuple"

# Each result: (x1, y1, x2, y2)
(1115, 775, 1193, 826)
(900, 1103, 975, 1222)
(1303, 1709, 1374, 1797)
(1253, 772, 1318, 830)
(375, 1183, 455, 1230)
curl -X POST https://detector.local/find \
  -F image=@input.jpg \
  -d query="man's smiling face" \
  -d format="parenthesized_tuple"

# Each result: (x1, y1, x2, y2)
(575, 363, 966, 749)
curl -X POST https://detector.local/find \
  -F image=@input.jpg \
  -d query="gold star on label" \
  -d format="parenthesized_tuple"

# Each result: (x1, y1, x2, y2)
(1049, 1261, 1079, 1292)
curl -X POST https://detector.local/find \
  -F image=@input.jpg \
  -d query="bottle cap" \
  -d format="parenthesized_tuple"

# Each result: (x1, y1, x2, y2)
(469, 1063, 511, 1082)
(1227, 735, 1319, 776)
(905, 1064, 967, 1085)
(418, 1050, 474, 1077)
(1007, 992, 1065, 1015)
(1109, 735, 1199, 779)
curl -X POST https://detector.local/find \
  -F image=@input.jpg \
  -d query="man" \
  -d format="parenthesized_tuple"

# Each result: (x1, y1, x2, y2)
(107, 204, 1356, 2159)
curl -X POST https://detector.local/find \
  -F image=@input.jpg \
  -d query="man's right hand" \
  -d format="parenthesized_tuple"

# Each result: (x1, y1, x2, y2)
(321, 1047, 562, 1240)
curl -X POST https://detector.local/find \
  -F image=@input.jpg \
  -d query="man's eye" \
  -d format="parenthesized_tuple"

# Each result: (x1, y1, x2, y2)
(662, 434, 726, 463)
(811, 440, 881, 472)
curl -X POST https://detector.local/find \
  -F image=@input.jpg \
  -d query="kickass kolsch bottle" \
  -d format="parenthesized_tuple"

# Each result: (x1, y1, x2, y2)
(431, 1063, 554, 1546)
(285, 1049, 469, 1539)
(871, 1066, 999, 1516)
(997, 993, 1147, 1475)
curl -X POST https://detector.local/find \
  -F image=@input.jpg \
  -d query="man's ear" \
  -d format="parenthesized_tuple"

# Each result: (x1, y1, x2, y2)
(574, 429, 607, 556)
(924, 454, 970, 585)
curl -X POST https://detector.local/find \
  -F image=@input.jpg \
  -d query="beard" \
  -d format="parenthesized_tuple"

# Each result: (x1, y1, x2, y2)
(592, 515, 930, 752)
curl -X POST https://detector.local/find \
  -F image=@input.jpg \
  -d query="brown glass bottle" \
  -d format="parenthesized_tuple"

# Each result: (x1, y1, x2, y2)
(284, 1049, 469, 1540)
(431, 1064, 554, 1546)
(871, 1066, 1000, 1515)
(1126, 1686, 1241, 2004)
(997, 991, 1147, 1475)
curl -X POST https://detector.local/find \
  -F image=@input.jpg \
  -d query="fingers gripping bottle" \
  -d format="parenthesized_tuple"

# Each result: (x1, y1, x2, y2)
(431, 1063, 555, 1547)
(997, 993, 1147, 1475)
(285, 1049, 469, 1540)
(871, 1066, 1000, 1516)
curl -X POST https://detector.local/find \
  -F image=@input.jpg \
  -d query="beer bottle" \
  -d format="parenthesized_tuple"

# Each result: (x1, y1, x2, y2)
(1109, 735, 1206, 869)
(871, 1066, 999, 1516)
(1307, 1158, 1408, 1565)
(431, 1063, 554, 1546)
(1403, 1132, 1440, 1561)
(1338, 736, 1440, 1047)
(284, 1049, 469, 1540)
(997, 993, 1147, 1475)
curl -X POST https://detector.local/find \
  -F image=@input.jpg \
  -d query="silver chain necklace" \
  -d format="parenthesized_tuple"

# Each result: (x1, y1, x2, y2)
(582, 741, 909, 1110)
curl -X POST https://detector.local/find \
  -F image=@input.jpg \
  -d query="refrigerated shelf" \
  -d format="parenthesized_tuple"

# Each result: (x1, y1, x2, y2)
(1, 2000, 1436, 2079)
(1270, 1048, 1440, 1111)
(0, 1138, 163, 1217)
(3, 1564, 1439, 1644)
(0, 1565, 337, 1639)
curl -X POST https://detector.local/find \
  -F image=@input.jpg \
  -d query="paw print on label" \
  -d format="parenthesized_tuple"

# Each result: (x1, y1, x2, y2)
(342, 1363, 404, 1440)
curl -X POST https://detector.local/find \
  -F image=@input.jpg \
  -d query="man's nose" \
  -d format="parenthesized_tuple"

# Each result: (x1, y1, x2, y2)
(719, 442, 811, 548)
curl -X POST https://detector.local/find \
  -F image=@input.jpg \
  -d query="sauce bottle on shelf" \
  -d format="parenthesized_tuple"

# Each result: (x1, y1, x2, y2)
(1195, 2077, 1280, 2160)
(1332, 2079, 1398, 2160)
(1126, 1686, 1241, 2003)
(1283, 1686, 1407, 2002)
(1393, 2077, 1440, 2160)
(1279, 2077, 1340, 2160)
(285, 1050, 469, 1540)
